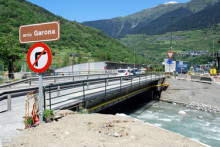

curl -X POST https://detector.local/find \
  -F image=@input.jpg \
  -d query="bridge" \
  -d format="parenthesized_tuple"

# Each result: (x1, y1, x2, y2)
(44, 73, 166, 113)
(0, 72, 166, 113)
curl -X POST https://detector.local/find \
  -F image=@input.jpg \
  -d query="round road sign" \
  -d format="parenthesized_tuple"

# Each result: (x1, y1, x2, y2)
(167, 59, 173, 64)
(27, 43, 52, 73)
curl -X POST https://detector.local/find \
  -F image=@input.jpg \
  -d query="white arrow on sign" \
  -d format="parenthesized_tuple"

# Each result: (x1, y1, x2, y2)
(166, 52, 175, 59)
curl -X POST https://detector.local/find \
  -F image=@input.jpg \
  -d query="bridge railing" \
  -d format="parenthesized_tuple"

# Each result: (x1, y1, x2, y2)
(0, 73, 116, 89)
(0, 72, 165, 112)
(44, 72, 165, 110)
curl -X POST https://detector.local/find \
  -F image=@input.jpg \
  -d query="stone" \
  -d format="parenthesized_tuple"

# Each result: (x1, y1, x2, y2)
(178, 110, 186, 115)
(113, 132, 119, 137)
(197, 116, 203, 119)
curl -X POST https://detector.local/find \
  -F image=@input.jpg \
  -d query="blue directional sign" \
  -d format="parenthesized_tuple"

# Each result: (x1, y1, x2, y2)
(167, 59, 173, 64)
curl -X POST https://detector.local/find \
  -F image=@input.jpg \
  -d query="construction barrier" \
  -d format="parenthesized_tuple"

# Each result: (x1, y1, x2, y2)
(177, 74, 187, 80)
(191, 75, 201, 82)
(200, 77, 212, 84)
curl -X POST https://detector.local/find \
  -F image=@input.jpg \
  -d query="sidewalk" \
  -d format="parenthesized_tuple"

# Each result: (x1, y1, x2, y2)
(0, 95, 25, 146)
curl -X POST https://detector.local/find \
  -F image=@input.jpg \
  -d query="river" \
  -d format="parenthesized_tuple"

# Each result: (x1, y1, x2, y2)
(129, 101, 220, 147)
(100, 95, 220, 147)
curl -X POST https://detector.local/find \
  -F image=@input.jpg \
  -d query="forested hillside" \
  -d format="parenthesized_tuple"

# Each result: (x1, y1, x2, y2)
(0, 0, 146, 72)
(83, 0, 220, 38)
(130, 7, 193, 35)
(161, 1, 220, 33)
(83, 3, 182, 38)
(120, 25, 220, 67)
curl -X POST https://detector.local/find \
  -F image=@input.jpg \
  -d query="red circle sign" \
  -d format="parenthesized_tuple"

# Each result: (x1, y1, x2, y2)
(27, 43, 52, 73)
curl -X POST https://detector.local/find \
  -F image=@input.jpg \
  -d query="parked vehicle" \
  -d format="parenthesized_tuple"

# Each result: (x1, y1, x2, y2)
(116, 69, 133, 76)
(202, 71, 210, 76)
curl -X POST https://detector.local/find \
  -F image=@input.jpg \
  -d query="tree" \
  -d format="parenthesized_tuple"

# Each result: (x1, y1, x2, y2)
(62, 54, 70, 66)
(0, 33, 21, 79)
(78, 53, 82, 64)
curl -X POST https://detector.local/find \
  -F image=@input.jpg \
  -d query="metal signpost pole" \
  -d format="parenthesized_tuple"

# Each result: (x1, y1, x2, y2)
(39, 73, 43, 124)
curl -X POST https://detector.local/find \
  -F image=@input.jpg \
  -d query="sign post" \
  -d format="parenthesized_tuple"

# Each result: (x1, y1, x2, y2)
(38, 73, 43, 124)
(166, 52, 175, 75)
(27, 43, 52, 124)
(20, 21, 60, 125)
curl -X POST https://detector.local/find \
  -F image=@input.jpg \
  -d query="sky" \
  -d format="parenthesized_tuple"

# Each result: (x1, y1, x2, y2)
(27, 0, 191, 22)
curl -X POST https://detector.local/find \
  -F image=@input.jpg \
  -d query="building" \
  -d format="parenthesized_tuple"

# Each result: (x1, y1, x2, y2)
(55, 61, 147, 75)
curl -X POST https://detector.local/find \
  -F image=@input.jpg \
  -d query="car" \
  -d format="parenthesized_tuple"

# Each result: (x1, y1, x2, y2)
(202, 71, 210, 76)
(116, 69, 133, 76)
(131, 69, 141, 75)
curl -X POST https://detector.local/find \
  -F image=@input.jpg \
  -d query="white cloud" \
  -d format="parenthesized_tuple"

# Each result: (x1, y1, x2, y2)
(164, 1, 178, 5)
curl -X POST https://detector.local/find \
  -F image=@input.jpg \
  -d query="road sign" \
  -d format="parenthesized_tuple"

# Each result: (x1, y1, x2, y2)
(167, 59, 173, 64)
(19, 21, 60, 44)
(166, 52, 175, 59)
(27, 43, 52, 73)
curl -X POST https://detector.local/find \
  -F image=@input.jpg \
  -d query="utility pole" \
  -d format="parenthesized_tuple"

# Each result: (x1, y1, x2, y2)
(170, 16, 176, 52)
(134, 47, 135, 69)
(212, 33, 215, 60)
(72, 54, 74, 75)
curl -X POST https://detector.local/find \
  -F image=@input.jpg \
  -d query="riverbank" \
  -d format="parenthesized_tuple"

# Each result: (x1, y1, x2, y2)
(161, 78, 220, 113)
(8, 112, 206, 147)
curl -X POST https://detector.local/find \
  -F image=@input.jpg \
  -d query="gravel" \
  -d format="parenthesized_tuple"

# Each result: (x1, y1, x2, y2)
(161, 77, 220, 113)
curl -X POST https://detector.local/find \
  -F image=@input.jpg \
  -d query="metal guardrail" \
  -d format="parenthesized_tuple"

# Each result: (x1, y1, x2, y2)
(0, 72, 165, 112)
(0, 73, 115, 102)
(44, 72, 165, 110)
(0, 73, 116, 89)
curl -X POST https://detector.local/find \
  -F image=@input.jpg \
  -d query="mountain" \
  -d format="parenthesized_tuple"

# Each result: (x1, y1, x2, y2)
(160, 1, 220, 33)
(0, 0, 144, 70)
(131, 0, 220, 35)
(129, 7, 193, 35)
(83, 3, 182, 38)
(83, 0, 220, 38)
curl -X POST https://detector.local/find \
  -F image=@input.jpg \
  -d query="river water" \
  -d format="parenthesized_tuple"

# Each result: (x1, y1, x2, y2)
(129, 101, 220, 147)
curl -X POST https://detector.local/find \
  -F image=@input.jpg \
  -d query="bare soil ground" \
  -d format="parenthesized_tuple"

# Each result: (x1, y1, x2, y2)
(8, 113, 205, 147)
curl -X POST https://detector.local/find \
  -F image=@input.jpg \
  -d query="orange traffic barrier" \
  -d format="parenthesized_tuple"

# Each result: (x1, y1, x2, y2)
(31, 104, 39, 126)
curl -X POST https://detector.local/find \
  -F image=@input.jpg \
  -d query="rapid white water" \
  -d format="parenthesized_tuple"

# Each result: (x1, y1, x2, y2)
(129, 101, 220, 147)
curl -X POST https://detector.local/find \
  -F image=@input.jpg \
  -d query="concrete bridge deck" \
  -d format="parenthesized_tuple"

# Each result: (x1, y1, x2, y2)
(44, 74, 165, 113)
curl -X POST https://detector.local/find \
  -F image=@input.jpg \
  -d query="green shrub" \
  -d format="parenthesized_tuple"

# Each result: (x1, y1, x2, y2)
(43, 109, 53, 120)
(78, 104, 88, 114)
(27, 118, 33, 125)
